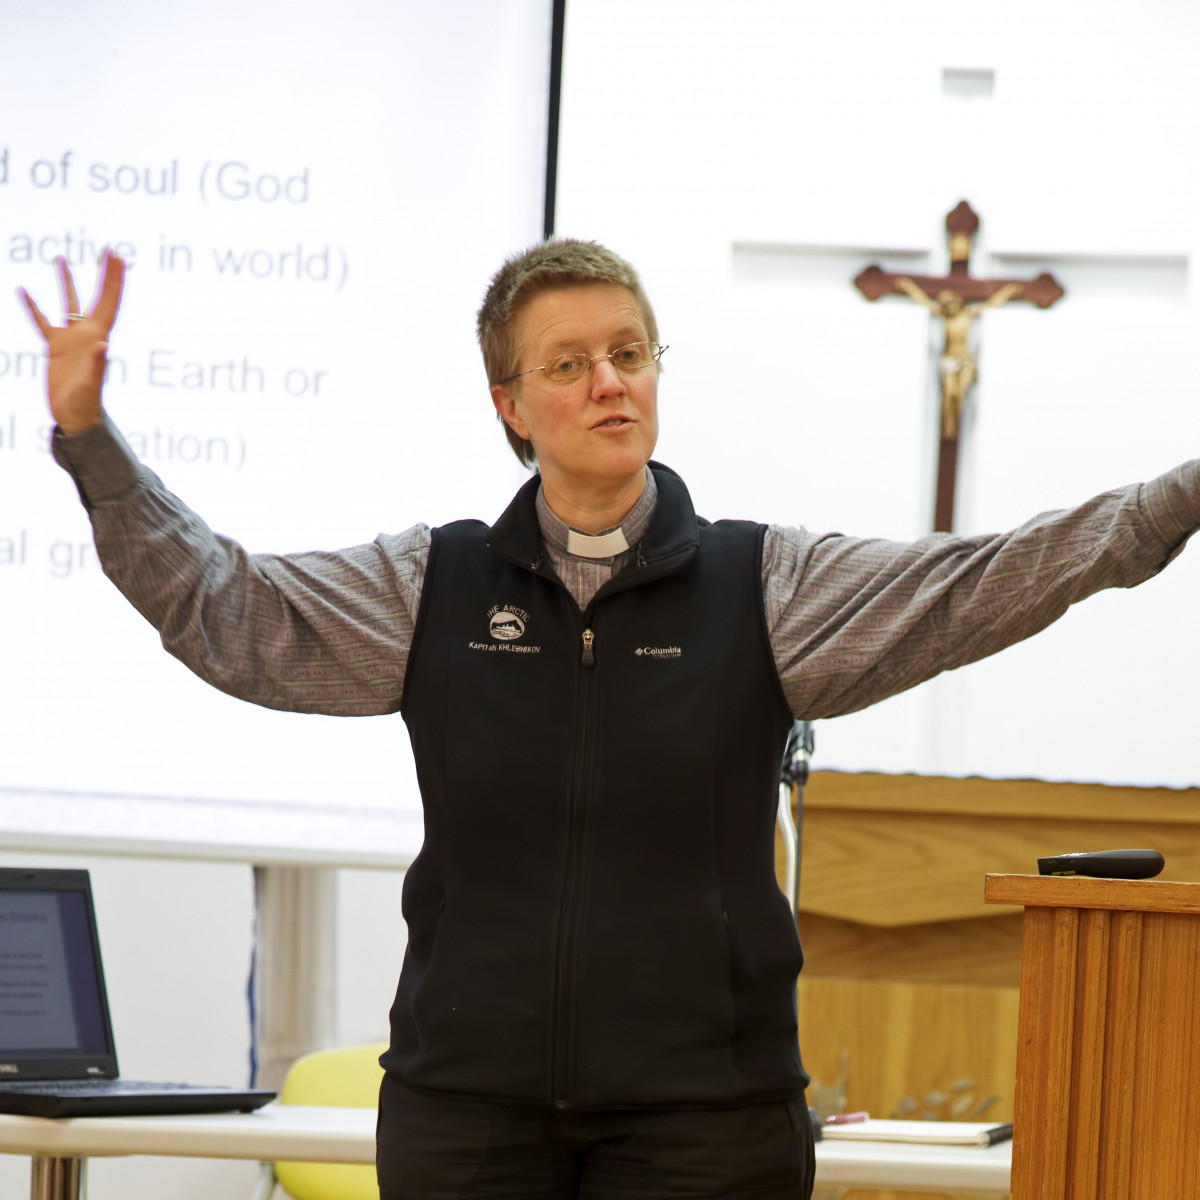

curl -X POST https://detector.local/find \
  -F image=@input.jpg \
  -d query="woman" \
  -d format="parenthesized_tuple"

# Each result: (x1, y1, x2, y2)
(23, 240, 1200, 1198)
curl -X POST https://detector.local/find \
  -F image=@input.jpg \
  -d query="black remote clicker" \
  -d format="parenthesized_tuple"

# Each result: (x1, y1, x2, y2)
(1036, 849, 1165, 879)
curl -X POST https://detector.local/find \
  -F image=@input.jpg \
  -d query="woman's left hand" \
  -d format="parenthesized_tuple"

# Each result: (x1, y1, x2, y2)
(18, 250, 126, 435)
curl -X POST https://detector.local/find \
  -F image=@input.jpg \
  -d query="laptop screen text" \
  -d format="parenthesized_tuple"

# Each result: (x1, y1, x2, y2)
(0, 891, 111, 1060)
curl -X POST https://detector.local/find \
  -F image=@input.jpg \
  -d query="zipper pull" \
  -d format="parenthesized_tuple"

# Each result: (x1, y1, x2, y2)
(581, 628, 595, 667)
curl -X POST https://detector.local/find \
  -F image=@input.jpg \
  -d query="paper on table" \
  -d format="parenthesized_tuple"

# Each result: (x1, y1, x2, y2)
(820, 1120, 1013, 1147)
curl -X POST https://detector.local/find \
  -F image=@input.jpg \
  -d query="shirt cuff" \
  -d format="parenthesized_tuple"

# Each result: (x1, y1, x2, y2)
(50, 414, 142, 506)
(1141, 460, 1200, 554)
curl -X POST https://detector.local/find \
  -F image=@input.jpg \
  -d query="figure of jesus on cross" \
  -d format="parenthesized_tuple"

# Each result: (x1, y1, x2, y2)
(855, 201, 1065, 532)
(893, 277, 1022, 444)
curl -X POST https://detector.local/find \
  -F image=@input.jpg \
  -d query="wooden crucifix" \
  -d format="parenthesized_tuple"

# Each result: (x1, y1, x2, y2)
(854, 201, 1065, 532)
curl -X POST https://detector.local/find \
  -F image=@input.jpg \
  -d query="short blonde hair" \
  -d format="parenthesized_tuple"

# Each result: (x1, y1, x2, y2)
(477, 239, 659, 466)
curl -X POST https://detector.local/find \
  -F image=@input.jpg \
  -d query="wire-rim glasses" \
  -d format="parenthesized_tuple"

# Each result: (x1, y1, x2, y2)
(500, 341, 668, 386)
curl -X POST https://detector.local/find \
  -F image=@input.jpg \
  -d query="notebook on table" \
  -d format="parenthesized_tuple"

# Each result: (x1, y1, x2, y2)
(0, 866, 275, 1118)
(821, 1119, 1014, 1147)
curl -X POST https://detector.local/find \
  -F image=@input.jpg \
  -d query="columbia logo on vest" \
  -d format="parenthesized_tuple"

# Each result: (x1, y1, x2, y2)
(636, 646, 682, 659)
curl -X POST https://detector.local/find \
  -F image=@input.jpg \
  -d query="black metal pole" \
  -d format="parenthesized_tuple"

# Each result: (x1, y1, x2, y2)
(781, 721, 814, 911)
(542, 0, 566, 240)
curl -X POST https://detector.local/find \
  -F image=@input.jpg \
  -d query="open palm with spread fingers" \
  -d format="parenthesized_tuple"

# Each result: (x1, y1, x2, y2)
(19, 250, 125, 435)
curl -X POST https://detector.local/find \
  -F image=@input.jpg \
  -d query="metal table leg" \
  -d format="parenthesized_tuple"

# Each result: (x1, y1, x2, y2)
(29, 1155, 86, 1200)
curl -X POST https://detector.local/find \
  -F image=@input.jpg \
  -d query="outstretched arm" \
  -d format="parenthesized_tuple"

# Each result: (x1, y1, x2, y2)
(764, 464, 1200, 719)
(51, 418, 428, 717)
(967, 282, 1023, 315)
(23, 254, 426, 717)
(892, 276, 940, 314)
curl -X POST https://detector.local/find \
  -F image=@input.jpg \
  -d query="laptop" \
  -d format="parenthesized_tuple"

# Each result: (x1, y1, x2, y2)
(0, 867, 276, 1117)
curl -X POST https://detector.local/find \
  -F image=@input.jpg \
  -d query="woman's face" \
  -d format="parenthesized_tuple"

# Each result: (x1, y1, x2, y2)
(491, 283, 659, 495)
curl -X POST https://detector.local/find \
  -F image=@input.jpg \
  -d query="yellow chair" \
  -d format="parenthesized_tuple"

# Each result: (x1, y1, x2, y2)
(252, 1043, 386, 1200)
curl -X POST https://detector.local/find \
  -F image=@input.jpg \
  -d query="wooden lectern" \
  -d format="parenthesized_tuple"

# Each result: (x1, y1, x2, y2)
(985, 873, 1200, 1198)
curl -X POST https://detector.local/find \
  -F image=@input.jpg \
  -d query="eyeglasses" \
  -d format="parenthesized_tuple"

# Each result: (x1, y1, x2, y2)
(501, 341, 668, 386)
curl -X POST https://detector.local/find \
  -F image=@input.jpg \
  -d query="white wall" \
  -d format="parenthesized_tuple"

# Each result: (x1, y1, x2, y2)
(555, 0, 1200, 787)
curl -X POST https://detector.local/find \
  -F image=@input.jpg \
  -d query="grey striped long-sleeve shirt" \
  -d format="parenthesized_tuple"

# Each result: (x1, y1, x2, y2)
(53, 417, 1200, 721)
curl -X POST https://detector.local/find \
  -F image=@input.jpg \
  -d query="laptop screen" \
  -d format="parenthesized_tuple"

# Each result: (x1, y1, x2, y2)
(0, 869, 118, 1079)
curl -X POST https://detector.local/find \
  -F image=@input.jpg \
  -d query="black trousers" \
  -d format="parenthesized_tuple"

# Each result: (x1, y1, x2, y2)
(376, 1074, 816, 1200)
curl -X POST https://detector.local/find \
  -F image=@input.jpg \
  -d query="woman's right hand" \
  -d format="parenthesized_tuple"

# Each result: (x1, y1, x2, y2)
(19, 251, 125, 435)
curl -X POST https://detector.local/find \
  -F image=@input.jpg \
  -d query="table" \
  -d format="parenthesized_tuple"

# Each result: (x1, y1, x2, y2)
(814, 1138, 1010, 1197)
(0, 1106, 372, 1200)
(0, 1105, 1011, 1199)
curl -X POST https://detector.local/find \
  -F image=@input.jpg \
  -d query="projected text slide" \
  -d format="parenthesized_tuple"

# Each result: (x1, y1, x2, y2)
(0, 2, 549, 857)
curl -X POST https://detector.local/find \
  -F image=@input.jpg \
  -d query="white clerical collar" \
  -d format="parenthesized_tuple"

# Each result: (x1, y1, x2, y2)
(565, 526, 631, 559)
(535, 471, 658, 561)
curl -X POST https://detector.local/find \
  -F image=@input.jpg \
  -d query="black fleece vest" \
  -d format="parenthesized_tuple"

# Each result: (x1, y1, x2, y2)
(382, 464, 804, 1108)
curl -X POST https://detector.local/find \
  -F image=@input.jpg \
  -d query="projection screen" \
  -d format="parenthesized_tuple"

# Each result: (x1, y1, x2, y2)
(0, 1, 554, 865)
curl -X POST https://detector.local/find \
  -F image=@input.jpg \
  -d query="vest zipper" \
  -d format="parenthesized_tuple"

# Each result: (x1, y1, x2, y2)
(552, 619, 599, 1107)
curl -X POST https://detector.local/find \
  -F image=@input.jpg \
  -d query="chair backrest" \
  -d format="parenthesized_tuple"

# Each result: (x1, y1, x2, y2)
(274, 1043, 387, 1200)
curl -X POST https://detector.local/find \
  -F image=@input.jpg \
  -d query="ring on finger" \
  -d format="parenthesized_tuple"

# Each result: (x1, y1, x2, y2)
(67, 313, 86, 323)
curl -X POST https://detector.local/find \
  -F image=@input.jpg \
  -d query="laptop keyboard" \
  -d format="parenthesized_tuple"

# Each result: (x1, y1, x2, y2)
(2, 1080, 203, 1094)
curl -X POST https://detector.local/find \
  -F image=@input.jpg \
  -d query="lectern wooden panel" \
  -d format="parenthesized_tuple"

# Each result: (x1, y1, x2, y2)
(985, 874, 1200, 1199)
